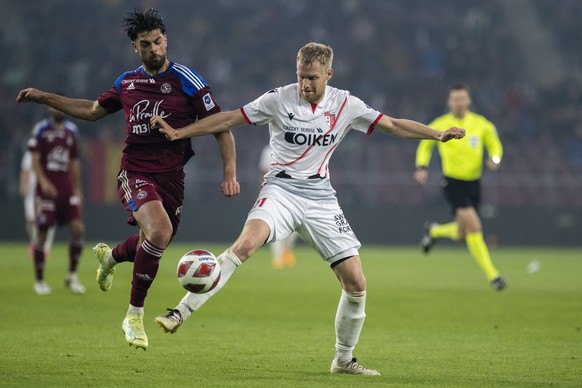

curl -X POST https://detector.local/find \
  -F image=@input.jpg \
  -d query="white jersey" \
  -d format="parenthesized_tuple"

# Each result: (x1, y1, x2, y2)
(258, 144, 272, 174)
(242, 84, 382, 181)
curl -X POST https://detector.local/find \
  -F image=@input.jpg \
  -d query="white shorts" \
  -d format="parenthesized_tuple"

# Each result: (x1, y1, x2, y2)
(247, 183, 361, 266)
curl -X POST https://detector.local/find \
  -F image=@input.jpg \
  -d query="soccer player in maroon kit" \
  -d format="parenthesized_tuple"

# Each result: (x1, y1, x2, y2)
(16, 8, 239, 350)
(28, 105, 85, 296)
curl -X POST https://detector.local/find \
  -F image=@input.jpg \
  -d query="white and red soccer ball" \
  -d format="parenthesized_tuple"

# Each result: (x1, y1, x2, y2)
(177, 249, 221, 293)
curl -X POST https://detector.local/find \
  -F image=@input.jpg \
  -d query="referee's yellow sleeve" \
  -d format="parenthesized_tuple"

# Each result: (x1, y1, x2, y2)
(483, 122, 503, 163)
(416, 138, 436, 168)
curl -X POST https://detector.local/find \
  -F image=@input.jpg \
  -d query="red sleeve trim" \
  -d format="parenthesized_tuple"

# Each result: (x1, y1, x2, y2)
(366, 114, 383, 135)
(240, 107, 254, 125)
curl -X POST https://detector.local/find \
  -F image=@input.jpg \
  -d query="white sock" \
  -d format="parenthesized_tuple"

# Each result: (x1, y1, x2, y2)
(106, 250, 117, 267)
(44, 226, 56, 253)
(334, 290, 366, 364)
(128, 304, 144, 315)
(178, 249, 242, 316)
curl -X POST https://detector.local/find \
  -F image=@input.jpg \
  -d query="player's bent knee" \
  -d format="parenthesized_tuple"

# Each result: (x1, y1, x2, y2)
(145, 227, 173, 249)
(230, 238, 260, 261)
(345, 282, 366, 293)
(340, 276, 366, 293)
(333, 256, 366, 292)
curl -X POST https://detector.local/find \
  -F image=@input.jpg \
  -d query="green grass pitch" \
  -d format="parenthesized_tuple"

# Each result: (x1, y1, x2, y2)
(0, 242, 580, 387)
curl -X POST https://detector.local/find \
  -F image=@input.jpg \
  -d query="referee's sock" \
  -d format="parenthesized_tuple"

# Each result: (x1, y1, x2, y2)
(430, 222, 459, 241)
(466, 232, 499, 281)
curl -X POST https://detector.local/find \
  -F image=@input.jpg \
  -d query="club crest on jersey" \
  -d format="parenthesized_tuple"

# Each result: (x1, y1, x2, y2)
(136, 190, 147, 200)
(161, 83, 172, 94)
(324, 112, 336, 128)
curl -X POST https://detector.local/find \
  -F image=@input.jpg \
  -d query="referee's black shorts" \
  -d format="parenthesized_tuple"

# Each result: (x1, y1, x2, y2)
(441, 176, 481, 214)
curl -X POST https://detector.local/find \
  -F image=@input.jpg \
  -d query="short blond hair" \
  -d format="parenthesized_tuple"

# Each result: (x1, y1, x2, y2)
(296, 42, 334, 70)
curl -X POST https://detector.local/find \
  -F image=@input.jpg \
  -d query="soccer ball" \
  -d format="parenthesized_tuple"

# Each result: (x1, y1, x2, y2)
(176, 249, 221, 293)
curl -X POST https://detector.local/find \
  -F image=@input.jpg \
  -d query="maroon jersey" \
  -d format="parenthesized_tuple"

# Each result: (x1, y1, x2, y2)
(27, 118, 79, 197)
(97, 62, 221, 173)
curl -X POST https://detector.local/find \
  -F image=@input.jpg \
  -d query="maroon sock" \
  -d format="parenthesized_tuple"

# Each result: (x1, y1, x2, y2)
(112, 234, 140, 263)
(68, 240, 83, 273)
(130, 239, 164, 308)
(33, 246, 45, 281)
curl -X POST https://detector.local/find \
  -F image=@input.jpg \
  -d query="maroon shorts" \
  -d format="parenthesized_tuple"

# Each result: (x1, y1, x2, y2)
(36, 194, 82, 228)
(117, 169, 185, 236)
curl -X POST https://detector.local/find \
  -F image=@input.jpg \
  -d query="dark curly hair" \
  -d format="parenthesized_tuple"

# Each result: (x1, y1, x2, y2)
(122, 8, 166, 41)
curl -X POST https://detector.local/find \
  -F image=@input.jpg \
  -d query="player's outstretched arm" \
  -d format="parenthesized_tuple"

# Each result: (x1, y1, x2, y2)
(151, 110, 247, 141)
(16, 88, 108, 121)
(376, 115, 465, 142)
(213, 130, 240, 197)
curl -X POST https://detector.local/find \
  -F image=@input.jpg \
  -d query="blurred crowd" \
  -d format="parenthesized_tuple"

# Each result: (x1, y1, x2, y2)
(1, 0, 581, 208)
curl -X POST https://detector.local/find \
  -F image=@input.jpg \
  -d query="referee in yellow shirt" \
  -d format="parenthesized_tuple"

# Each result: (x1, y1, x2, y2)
(414, 84, 506, 290)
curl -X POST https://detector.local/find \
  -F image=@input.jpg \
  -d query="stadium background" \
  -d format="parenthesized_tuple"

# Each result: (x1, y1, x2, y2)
(1, 0, 581, 246)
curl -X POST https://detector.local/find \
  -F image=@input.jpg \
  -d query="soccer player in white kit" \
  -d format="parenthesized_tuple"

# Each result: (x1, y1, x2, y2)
(152, 42, 465, 375)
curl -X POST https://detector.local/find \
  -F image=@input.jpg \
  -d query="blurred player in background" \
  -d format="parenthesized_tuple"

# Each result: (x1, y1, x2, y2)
(258, 144, 297, 268)
(26, 104, 85, 296)
(152, 42, 465, 376)
(414, 84, 506, 290)
(19, 149, 56, 258)
(16, 8, 239, 349)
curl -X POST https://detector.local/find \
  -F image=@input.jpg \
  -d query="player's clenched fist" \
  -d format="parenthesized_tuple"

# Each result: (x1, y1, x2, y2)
(439, 127, 465, 142)
(221, 179, 240, 197)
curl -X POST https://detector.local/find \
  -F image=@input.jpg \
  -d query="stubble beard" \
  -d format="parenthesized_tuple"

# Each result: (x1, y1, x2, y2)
(145, 54, 167, 72)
